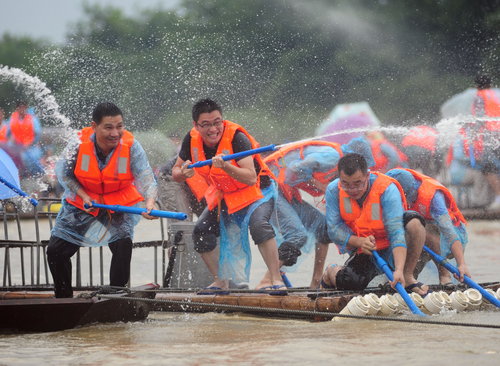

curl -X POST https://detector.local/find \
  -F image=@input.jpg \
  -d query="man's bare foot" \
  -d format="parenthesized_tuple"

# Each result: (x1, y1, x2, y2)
(208, 279, 229, 289)
(255, 270, 272, 290)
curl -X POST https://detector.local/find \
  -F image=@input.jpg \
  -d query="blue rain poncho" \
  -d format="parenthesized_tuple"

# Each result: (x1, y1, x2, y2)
(275, 137, 374, 187)
(272, 191, 328, 271)
(218, 182, 277, 283)
(51, 132, 157, 247)
(385, 169, 468, 257)
(265, 137, 374, 269)
(325, 173, 407, 258)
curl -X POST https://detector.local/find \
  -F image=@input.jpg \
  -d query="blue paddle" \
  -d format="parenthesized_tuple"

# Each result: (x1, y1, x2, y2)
(372, 250, 426, 316)
(84, 202, 188, 220)
(187, 144, 277, 168)
(280, 271, 293, 288)
(423, 245, 500, 308)
(0, 175, 38, 206)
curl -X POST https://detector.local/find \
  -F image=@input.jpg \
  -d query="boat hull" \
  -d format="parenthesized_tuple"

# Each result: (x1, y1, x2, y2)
(0, 283, 158, 333)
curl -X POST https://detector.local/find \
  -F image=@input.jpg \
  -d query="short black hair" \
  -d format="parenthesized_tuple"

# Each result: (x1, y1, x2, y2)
(92, 102, 122, 124)
(192, 99, 222, 122)
(475, 74, 492, 89)
(15, 100, 28, 108)
(338, 153, 368, 176)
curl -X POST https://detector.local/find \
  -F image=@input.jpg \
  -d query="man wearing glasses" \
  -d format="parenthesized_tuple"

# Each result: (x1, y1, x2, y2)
(320, 153, 429, 296)
(172, 99, 285, 294)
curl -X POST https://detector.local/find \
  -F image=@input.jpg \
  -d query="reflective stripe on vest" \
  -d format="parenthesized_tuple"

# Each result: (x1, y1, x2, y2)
(339, 172, 407, 251)
(66, 127, 143, 216)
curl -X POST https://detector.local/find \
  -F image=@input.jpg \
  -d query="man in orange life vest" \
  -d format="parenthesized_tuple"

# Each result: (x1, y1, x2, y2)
(320, 153, 429, 296)
(263, 137, 374, 288)
(8, 100, 40, 148)
(172, 99, 285, 294)
(386, 168, 470, 286)
(471, 74, 500, 210)
(46, 102, 158, 298)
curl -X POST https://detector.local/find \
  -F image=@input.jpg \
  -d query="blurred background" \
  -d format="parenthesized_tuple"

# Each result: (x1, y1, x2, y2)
(0, 0, 498, 142)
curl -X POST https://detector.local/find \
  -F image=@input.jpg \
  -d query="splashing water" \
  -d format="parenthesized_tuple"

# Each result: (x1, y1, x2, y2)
(0, 65, 73, 129)
(0, 65, 80, 205)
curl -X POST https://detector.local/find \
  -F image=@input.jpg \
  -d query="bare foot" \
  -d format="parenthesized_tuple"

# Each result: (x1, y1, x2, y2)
(208, 279, 229, 289)
(255, 270, 273, 290)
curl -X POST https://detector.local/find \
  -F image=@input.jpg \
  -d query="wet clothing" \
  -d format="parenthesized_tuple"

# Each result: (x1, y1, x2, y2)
(370, 138, 408, 173)
(180, 121, 277, 282)
(324, 172, 407, 291)
(263, 138, 374, 267)
(264, 141, 344, 202)
(401, 126, 438, 154)
(326, 173, 407, 255)
(47, 128, 156, 298)
(322, 211, 422, 290)
(178, 127, 271, 190)
(193, 197, 275, 253)
(50, 129, 157, 247)
(386, 168, 468, 257)
(274, 193, 329, 267)
(47, 232, 132, 298)
(66, 127, 143, 216)
(338, 172, 406, 252)
(184, 121, 271, 214)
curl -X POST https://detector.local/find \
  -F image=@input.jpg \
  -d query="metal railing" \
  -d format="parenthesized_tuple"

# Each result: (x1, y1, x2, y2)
(0, 198, 171, 290)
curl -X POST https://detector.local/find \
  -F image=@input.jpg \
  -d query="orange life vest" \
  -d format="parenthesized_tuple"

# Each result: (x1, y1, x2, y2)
(370, 138, 408, 173)
(339, 172, 407, 251)
(264, 141, 343, 202)
(475, 89, 500, 131)
(9, 111, 35, 146)
(402, 168, 466, 227)
(0, 123, 8, 143)
(401, 125, 438, 153)
(186, 120, 270, 214)
(66, 127, 143, 216)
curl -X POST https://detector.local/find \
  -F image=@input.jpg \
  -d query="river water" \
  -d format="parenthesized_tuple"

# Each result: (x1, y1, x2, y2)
(1, 218, 500, 365)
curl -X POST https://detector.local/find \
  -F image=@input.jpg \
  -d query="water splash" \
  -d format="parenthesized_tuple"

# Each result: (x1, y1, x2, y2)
(0, 65, 73, 129)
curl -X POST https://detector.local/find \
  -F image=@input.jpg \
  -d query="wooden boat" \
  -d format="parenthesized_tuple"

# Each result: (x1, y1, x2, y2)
(0, 283, 158, 333)
(150, 282, 500, 320)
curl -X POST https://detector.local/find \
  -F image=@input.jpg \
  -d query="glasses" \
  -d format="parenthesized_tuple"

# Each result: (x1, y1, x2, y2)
(340, 178, 367, 192)
(197, 120, 223, 130)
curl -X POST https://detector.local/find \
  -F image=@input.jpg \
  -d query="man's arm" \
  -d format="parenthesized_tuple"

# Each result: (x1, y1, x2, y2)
(130, 140, 158, 217)
(381, 183, 407, 286)
(325, 180, 356, 254)
(430, 192, 460, 250)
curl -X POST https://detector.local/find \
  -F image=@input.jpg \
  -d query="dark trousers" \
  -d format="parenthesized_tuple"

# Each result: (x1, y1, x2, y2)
(46, 236, 133, 298)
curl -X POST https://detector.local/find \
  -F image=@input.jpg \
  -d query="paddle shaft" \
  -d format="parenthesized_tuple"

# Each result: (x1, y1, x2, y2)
(372, 250, 426, 316)
(423, 245, 500, 307)
(0, 176, 38, 206)
(84, 202, 187, 220)
(187, 144, 277, 168)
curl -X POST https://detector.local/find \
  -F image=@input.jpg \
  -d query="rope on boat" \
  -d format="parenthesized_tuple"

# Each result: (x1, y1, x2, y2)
(97, 294, 500, 329)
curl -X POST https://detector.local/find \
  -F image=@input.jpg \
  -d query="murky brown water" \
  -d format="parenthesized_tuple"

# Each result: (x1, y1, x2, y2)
(1, 218, 500, 365)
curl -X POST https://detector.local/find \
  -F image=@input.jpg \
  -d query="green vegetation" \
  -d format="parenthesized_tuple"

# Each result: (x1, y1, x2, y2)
(1, 0, 499, 144)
